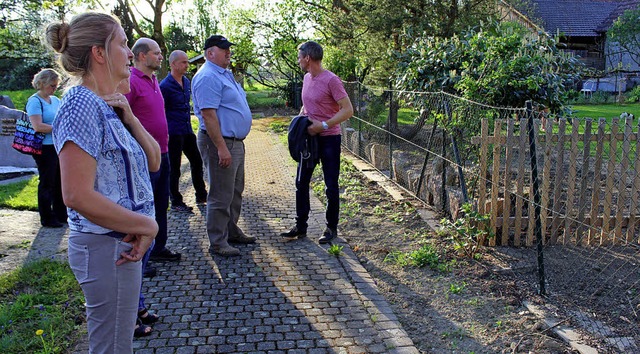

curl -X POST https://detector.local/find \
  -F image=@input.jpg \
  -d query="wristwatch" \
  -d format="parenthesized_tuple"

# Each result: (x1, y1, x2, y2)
(322, 121, 329, 130)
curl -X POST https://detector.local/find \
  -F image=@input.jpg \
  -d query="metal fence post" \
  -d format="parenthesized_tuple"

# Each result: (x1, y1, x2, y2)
(526, 100, 546, 295)
(441, 128, 448, 214)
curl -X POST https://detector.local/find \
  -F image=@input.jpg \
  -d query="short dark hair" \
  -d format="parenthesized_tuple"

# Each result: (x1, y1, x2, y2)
(131, 40, 151, 62)
(298, 41, 323, 61)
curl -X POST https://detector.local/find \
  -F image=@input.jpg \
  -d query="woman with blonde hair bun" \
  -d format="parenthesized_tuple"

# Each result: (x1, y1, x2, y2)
(45, 12, 160, 353)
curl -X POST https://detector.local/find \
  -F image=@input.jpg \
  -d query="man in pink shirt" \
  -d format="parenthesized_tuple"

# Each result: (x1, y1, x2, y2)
(281, 41, 353, 244)
(126, 38, 181, 265)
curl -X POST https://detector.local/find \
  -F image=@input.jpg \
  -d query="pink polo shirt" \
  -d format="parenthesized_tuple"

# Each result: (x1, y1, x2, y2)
(125, 67, 169, 153)
(301, 70, 348, 136)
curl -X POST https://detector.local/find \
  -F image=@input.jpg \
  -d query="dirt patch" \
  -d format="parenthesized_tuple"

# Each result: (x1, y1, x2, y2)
(253, 116, 577, 353)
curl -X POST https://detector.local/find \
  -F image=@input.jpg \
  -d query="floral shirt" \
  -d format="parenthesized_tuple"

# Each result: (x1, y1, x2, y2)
(53, 86, 155, 234)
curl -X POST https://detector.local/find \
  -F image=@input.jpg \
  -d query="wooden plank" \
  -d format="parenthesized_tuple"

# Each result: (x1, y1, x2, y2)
(627, 119, 640, 243)
(514, 118, 527, 246)
(473, 132, 638, 145)
(478, 119, 489, 217)
(550, 119, 567, 244)
(527, 119, 540, 247)
(497, 215, 638, 229)
(541, 118, 553, 244)
(589, 119, 606, 245)
(615, 118, 632, 243)
(502, 119, 514, 245)
(601, 117, 619, 244)
(576, 119, 593, 245)
(564, 118, 580, 244)
(490, 120, 503, 246)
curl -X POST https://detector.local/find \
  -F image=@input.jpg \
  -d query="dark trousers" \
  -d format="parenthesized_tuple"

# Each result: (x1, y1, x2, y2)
(150, 153, 170, 254)
(32, 144, 67, 224)
(295, 135, 341, 231)
(168, 133, 207, 205)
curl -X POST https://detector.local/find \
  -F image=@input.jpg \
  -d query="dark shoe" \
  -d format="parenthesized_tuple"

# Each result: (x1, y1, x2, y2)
(319, 227, 337, 244)
(280, 226, 307, 240)
(143, 265, 156, 278)
(196, 196, 207, 204)
(149, 248, 182, 262)
(209, 245, 240, 256)
(138, 308, 159, 325)
(170, 204, 193, 213)
(133, 318, 153, 338)
(42, 220, 63, 228)
(228, 232, 256, 244)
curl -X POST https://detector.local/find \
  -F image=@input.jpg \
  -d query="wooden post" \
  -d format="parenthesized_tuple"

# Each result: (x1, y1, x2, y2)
(627, 119, 640, 243)
(602, 117, 619, 244)
(550, 118, 567, 244)
(576, 119, 593, 244)
(564, 118, 580, 244)
(541, 118, 553, 244)
(589, 118, 606, 245)
(615, 118, 632, 243)
(515, 118, 527, 246)
(502, 119, 515, 245)
(478, 119, 489, 217)
(490, 120, 503, 246)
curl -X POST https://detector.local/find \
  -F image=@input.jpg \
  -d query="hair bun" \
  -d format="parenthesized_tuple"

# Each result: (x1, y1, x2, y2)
(46, 22, 70, 53)
(57, 23, 70, 53)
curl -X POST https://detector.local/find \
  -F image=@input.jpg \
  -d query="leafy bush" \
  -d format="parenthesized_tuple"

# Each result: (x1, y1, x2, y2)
(440, 203, 492, 259)
(625, 86, 640, 103)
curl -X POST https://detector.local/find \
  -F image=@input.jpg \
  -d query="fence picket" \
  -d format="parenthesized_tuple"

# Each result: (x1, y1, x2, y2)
(564, 118, 580, 244)
(615, 118, 632, 243)
(490, 120, 503, 246)
(628, 120, 640, 243)
(502, 120, 515, 245)
(589, 119, 606, 245)
(550, 119, 567, 244)
(478, 119, 489, 218)
(541, 119, 553, 244)
(515, 119, 527, 246)
(602, 117, 619, 244)
(576, 119, 593, 245)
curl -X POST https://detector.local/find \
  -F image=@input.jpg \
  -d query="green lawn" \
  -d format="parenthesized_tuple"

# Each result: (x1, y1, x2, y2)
(0, 89, 37, 111)
(0, 176, 39, 211)
(571, 103, 640, 120)
(0, 259, 85, 354)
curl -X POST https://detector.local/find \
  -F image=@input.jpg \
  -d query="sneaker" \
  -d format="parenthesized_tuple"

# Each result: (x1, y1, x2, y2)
(280, 226, 307, 240)
(318, 227, 337, 244)
(209, 245, 240, 256)
(149, 248, 182, 262)
(228, 232, 256, 244)
(171, 204, 193, 213)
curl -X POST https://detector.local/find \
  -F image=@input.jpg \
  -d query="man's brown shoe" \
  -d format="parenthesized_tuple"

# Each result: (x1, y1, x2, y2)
(209, 245, 240, 256)
(228, 233, 256, 244)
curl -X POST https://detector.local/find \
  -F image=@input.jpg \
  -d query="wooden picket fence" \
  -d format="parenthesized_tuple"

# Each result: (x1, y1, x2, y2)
(472, 116, 640, 247)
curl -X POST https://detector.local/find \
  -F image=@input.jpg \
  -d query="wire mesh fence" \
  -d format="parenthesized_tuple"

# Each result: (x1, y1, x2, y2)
(341, 81, 640, 352)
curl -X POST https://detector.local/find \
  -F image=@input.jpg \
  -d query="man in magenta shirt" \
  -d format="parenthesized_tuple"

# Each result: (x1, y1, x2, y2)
(126, 38, 181, 264)
(281, 41, 353, 244)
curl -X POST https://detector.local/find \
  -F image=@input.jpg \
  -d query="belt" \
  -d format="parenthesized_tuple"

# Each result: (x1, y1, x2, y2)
(200, 130, 244, 141)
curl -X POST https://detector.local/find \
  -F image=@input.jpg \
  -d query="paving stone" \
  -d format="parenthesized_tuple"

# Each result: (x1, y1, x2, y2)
(122, 127, 419, 352)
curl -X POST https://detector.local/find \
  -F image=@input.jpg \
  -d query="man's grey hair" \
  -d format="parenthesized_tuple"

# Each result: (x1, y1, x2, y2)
(168, 50, 187, 64)
(298, 41, 323, 61)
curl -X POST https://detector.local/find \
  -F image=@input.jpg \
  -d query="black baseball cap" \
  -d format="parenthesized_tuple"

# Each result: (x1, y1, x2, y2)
(204, 35, 234, 51)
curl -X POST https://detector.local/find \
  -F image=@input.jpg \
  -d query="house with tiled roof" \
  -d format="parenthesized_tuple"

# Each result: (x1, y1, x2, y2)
(524, 0, 640, 74)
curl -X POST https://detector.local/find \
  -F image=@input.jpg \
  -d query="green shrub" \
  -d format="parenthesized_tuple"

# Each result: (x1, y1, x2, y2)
(625, 86, 640, 103)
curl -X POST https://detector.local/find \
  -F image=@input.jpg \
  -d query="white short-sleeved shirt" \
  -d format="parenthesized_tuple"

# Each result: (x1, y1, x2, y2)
(53, 86, 155, 235)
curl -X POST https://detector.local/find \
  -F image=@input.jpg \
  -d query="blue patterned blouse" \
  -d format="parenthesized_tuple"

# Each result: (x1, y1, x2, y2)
(52, 86, 155, 235)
